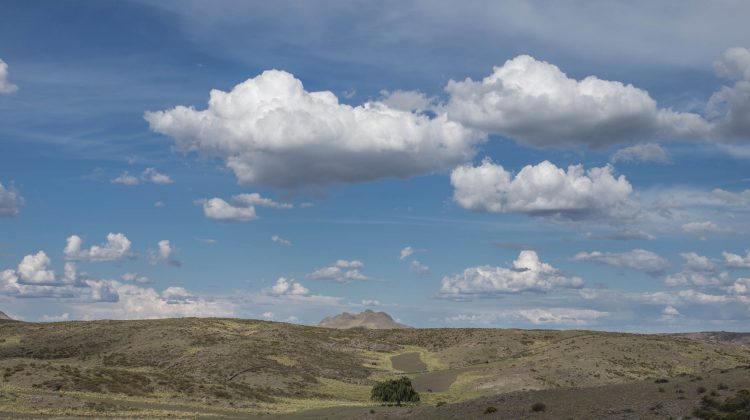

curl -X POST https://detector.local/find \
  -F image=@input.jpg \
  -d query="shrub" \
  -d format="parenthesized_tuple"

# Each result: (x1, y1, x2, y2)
(655, 378, 669, 383)
(531, 402, 546, 412)
(693, 389, 750, 419)
(371, 377, 419, 405)
(484, 406, 497, 414)
(436, 400, 446, 407)
(718, 383, 729, 390)
(697, 386, 707, 394)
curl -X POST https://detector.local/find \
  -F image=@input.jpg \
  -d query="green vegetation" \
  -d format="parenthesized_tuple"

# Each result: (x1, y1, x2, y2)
(371, 377, 420, 405)
(531, 402, 547, 412)
(483, 405, 497, 414)
(0, 318, 748, 417)
(693, 389, 750, 419)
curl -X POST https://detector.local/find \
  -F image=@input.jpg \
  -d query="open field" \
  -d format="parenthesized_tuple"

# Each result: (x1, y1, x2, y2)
(1, 318, 749, 418)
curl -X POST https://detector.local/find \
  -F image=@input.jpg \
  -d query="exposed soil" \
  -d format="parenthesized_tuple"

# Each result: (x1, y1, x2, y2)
(390, 352, 427, 372)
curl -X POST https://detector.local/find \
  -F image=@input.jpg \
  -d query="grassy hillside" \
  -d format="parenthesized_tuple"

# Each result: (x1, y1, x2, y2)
(1, 317, 749, 418)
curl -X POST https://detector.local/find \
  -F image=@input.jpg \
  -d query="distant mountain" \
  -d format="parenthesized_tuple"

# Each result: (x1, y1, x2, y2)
(671, 331, 750, 346)
(318, 309, 411, 329)
(0, 310, 12, 321)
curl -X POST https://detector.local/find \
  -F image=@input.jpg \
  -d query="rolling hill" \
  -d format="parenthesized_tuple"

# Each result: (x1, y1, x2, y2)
(0, 317, 748, 418)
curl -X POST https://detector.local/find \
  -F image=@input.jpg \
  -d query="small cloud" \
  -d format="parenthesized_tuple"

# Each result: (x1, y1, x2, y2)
(112, 172, 140, 186)
(112, 168, 173, 186)
(660, 305, 681, 321)
(572, 249, 669, 276)
(682, 221, 724, 238)
(266, 277, 310, 296)
(199, 193, 291, 222)
(143, 168, 173, 184)
(610, 143, 671, 164)
(361, 299, 381, 306)
(307, 260, 367, 283)
(723, 249, 750, 268)
(271, 235, 292, 246)
(0, 182, 24, 217)
(150, 240, 181, 267)
(121, 272, 152, 284)
(399, 246, 414, 260)
(410, 260, 430, 277)
(154, 201, 166, 208)
(586, 229, 656, 241)
(0, 59, 18, 94)
(64, 233, 132, 262)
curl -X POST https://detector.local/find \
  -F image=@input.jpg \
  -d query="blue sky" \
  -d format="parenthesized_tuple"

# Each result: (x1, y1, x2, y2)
(1, 0, 750, 331)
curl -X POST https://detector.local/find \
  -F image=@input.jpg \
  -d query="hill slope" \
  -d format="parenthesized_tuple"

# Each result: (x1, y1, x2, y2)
(318, 310, 411, 329)
(0, 318, 748, 418)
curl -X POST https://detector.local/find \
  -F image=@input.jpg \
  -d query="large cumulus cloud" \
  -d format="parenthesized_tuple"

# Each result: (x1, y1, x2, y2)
(145, 70, 482, 188)
(440, 250, 583, 297)
(450, 159, 637, 221)
(443, 55, 708, 147)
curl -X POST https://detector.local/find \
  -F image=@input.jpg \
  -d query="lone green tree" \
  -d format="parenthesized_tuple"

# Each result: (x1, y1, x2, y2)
(371, 377, 420, 405)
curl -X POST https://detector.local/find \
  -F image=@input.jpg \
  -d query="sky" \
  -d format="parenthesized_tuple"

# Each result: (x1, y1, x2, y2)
(1, 0, 750, 332)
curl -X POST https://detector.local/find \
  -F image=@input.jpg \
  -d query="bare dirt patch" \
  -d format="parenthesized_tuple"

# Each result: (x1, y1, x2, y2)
(390, 352, 427, 372)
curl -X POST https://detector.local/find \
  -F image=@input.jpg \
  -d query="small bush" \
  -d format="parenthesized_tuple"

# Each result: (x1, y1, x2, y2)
(697, 386, 707, 394)
(531, 402, 546, 412)
(718, 383, 729, 390)
(655, 378, 669, 383)
(693, 389, 750, 419)
(436, 400, 446, 407)
(658, 387, 665, 393)
(484, 406, 497, 414)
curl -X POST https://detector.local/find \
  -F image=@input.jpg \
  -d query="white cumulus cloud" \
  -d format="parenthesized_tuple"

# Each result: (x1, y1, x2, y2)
(723, 249, 750, 268)
(444, 55, 708, 147)
(267, 277, 310, 296)
(451, 159, 637, 221)
(145, 70, 482, 188)
(680, 252, 715, 271)
(307, 259, 367, 283)
(150, 240, 181, 266)
(201, 197, 257, 221)
(440, 250, 583, 297)
(64, 233, 132, 262)
(17, 251, 56, 284)
(200, 193, 290, 221)
(142, 168, 174, 184)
